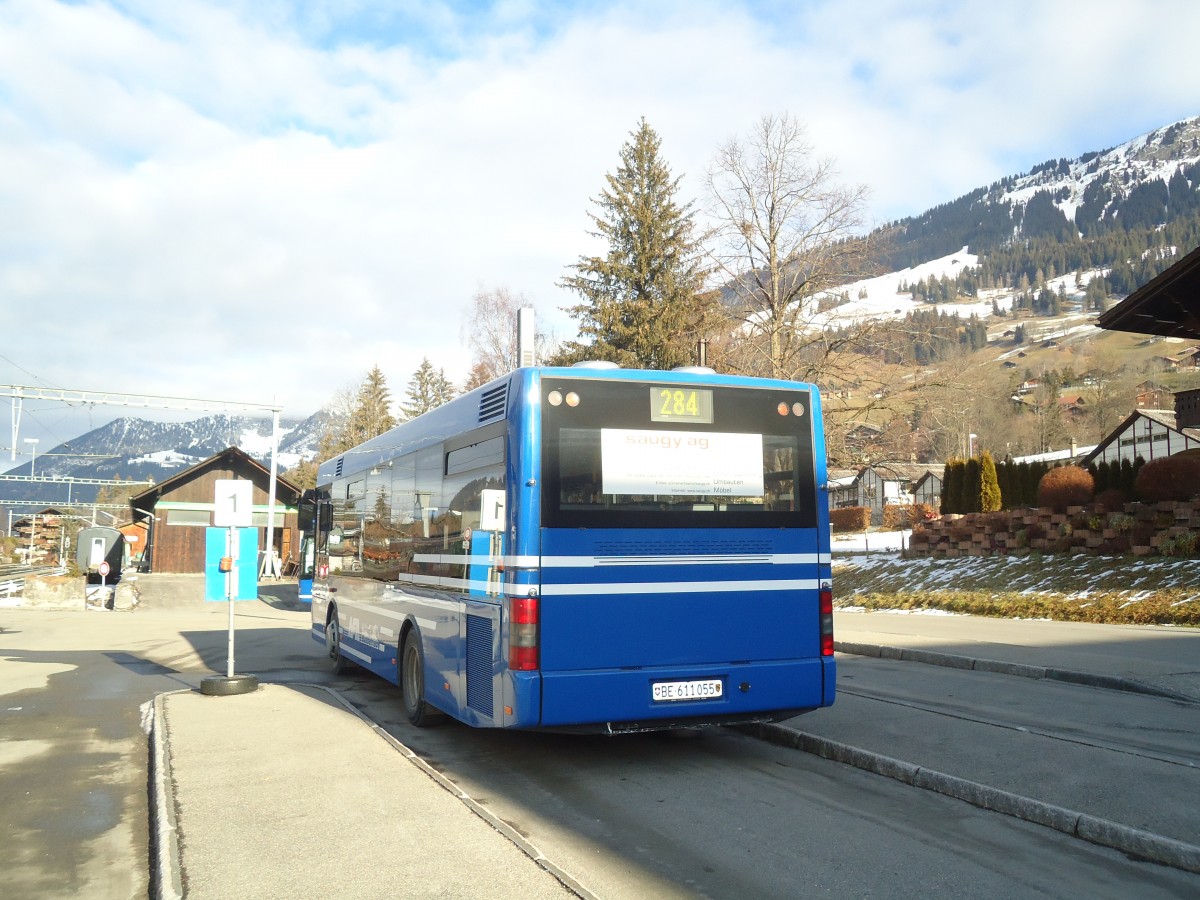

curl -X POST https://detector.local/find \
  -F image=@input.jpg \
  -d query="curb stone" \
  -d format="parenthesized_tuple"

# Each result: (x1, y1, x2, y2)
(834, 641, 1195, 702)
(741, 722, 1200, 875)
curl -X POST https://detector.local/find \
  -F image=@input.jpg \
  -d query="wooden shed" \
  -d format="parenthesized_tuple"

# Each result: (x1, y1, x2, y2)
(129, 447, 301, 574)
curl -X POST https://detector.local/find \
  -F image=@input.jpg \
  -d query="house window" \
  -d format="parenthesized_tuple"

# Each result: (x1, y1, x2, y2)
(168, 509, 212, 527)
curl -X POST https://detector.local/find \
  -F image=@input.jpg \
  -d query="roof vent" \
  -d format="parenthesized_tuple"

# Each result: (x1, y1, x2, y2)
(479, 383, 508, 423)
(334, 456, 345, 477)
(572, 360, 620, 370)
(671, 366, 717, 375)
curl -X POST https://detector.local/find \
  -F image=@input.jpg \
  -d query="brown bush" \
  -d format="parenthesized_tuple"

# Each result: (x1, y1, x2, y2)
(882, 504, 913, 529)
(1094, 488, 1128, 512)
(1037, 466, 1094, 511)
(910, 503, 938, 524)
(1134, 455, 1200, 502)
(830, 506, 871, 533)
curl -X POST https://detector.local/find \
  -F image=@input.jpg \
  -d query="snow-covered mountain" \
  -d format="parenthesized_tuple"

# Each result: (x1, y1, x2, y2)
(2, 411, 329, 505)
(810, 116, 1200, 330)
(880, 116, 1200, 270)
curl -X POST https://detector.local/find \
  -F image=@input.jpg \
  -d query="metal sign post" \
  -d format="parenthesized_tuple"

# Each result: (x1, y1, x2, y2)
(201, 480, 259, 696)
(224, 524, 236, 676)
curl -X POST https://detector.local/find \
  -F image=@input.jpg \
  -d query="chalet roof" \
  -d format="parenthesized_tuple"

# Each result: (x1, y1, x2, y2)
(913, 470, 943, 489)
(1097, 242, 1200, 339)
(10, 506, 70, 526)
(859, 463, 940, 483)
(1080, 408, 1200, 465)
(129, 446, 300, 520)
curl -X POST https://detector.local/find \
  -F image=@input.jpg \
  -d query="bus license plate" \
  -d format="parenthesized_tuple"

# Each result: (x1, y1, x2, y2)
(652, 679, 723, 702)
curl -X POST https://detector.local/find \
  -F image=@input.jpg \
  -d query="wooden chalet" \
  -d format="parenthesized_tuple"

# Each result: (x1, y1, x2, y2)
(10, 507, 71, 565)
(1135, 381, 1172, 409)
(912, 470, 944, 509)
(847, 463, 942, 524)
(129, 447, 301, 574)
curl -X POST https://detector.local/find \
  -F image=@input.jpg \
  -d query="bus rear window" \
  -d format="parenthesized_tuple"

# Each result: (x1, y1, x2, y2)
(542, 379, 817, 529)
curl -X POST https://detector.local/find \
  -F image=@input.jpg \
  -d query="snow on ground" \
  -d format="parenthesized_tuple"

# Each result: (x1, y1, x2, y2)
(237, 425, 296, 458)
(831, 529, 908, 552)
(807, 248, 988, 330)
(127, 450, 201, 468)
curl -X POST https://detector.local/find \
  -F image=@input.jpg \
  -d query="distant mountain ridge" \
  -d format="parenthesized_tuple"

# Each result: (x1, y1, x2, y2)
(2, 411, 329, 506)
(879, 116, 1200, 270)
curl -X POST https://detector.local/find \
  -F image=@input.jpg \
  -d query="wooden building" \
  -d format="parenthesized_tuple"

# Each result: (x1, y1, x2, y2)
(845, 464, 942, 524)
(10, 507, 71, 565)
(1081, 408, 1200, 467)
(129, 447, 301, 574)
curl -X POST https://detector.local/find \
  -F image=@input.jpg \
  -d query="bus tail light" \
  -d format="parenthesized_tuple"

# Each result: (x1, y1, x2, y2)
(509, 596, 540, 671)
(819, 588, 834, 657)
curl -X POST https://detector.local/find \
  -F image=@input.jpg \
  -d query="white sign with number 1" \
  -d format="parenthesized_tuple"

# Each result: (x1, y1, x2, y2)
(214, 479, 254, 527)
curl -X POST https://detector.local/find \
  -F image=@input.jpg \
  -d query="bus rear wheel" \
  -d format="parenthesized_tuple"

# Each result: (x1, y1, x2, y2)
(326, 609, 354, 675)
(401, 631, 441, 727)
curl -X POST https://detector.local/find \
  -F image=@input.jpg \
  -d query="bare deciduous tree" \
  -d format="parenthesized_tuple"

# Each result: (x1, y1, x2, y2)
(462, 287, 556, 390)
(705, 113, 874, 380)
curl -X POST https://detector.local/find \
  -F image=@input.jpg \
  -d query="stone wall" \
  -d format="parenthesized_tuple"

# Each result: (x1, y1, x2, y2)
(907, 499, 1200, 558)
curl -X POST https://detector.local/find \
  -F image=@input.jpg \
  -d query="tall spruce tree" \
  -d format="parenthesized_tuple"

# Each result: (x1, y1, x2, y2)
(554, 118, 713, 369)
(401, 357, 455, 420)
(346, 365, 396, 445)
(311, 365, 398, 472)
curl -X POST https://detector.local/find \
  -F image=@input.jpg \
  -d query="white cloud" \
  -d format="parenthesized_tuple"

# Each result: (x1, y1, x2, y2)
(1, 0, 1198, 451)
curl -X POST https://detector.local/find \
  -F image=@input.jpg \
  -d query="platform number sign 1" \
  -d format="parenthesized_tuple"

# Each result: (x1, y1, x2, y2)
(214, 479, 254, 527)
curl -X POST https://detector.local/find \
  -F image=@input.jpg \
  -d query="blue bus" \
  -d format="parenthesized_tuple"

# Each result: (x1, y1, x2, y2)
(305, 364, 835, 732)
(296, 493, 316, 604)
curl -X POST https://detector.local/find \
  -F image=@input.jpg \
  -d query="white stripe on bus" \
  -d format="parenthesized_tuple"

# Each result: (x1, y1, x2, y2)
(339, 642, 373, 663)
(503, 553, 828, 568)
(409, 553, 831, 569)
(539, 578, 821, 596)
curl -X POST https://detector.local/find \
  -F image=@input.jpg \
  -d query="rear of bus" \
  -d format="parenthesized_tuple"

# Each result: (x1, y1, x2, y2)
(508, 367, 835, 732)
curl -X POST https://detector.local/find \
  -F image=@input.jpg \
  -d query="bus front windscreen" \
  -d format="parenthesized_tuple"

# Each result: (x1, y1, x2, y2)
(541, 378, 818, 529)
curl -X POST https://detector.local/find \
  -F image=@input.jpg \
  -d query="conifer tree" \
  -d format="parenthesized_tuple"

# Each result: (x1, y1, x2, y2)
(555, 118, 713, 369)
(346, 365, 396, 445)
(979, 451, 1002, 512)
(316, 365, 397, 461)
(940, 460, 954, 515)
(401, 357, 455, 420)
(964, 457, 982, 513)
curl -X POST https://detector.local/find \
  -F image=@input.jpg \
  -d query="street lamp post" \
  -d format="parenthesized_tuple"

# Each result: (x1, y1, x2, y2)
(23, 438, 38, 477)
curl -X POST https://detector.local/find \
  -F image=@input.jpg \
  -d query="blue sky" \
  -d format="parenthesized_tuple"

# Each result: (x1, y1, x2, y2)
(2, 0, 1198, 455)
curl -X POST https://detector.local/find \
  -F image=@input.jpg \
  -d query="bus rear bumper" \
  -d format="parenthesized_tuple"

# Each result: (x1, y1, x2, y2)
(538, 657, 833, 731)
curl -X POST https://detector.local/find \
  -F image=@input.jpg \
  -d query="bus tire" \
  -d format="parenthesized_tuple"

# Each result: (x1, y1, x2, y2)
(401, 631, 441, 727)
(326, 608, 354, 676)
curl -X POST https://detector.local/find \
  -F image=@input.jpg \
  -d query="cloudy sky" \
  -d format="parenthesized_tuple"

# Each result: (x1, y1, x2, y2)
(2, 0, 1198, 456)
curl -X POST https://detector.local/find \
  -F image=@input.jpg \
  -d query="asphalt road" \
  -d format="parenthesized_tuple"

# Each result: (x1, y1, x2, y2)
(2, 591, 1198, 898)
(338, 672, 1200, 898)
(0, 589, 326, 899)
